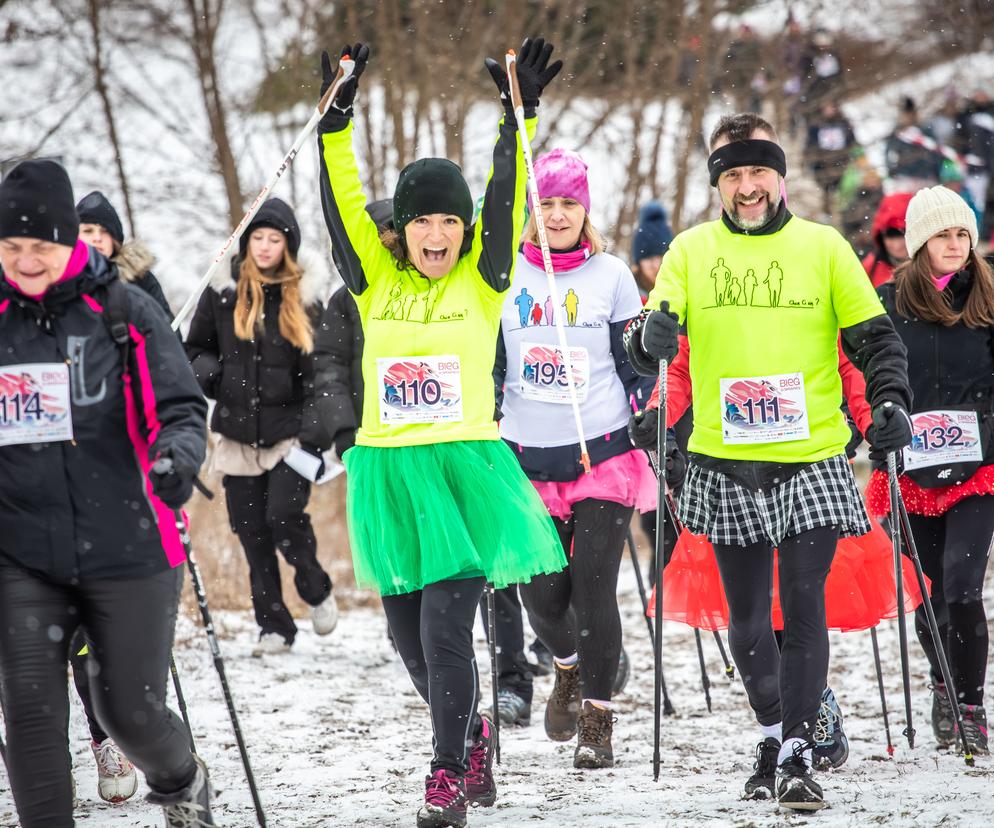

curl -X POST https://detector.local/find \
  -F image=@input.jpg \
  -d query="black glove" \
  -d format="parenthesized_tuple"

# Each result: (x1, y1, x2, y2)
(333, 430, 356, 459)
(485, 36, 562, 110)
(149, 452, 196, 510)
(321, 43, 370, 117)
(640, 301, 680, 363)
(664, 439, 687, 489)
(867, 401, 913, 456)
(300, 444, 327, 480)
(628, 407, 659, 451)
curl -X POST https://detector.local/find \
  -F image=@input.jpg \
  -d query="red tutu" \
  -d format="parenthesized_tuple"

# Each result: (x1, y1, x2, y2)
(648, 519, 929, 632)
(865, 465, 994, 518)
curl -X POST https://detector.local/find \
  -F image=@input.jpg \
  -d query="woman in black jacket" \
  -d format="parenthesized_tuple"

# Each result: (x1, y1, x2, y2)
(185, 198, 338, 656)
(864, 185, 994, 755)
(0, 160, 211, 825)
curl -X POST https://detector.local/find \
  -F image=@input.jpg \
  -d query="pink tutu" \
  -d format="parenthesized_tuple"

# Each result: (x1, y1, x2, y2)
(532, 449, 658, 521)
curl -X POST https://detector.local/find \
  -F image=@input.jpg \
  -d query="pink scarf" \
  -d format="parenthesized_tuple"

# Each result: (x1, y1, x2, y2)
(931, 272, 956, 291)
(522, 240, 592, 273)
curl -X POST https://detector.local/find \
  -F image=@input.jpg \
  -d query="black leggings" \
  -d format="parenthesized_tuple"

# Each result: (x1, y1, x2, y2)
(381, 577, 485, 775)
(69, 627, 108, 744)
(519, 499, 632, 701)
(905, 496, 994, 705)
(224, 463, 332, 643)
(0, 564, 196, 828)
(712, 525, 839, 741)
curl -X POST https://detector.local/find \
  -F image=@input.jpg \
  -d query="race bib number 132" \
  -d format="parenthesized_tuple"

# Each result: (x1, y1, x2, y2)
(0, 362, 74, 447)
(902, 410, 983, 471)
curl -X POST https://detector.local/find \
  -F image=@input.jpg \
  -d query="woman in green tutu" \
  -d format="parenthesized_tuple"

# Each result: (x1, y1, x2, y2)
(317, 40, 565, 827)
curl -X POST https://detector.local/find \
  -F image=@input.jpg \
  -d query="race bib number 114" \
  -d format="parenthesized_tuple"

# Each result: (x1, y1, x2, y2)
(0, 363, 74, 447)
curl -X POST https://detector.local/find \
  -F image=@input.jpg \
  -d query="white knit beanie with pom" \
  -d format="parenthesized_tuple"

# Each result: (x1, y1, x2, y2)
(904, 185, 978, 259)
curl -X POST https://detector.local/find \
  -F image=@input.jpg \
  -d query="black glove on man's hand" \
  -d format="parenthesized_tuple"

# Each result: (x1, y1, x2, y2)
(333, 430, 356, 459)
(867, 401, 913, 455)
(321, 43, 370, 117)
(485, 36, 562, 110)
(664, 438, 687, 489)
(149, 452, 197, 510)
(640, 301, 680, 363)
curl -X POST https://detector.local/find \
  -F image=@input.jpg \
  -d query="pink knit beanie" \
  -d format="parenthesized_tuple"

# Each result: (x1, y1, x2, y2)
(533, 148, 590, 213)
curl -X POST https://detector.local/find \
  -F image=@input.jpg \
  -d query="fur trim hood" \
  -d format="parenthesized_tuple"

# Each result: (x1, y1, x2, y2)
(114, 239, 156, 283)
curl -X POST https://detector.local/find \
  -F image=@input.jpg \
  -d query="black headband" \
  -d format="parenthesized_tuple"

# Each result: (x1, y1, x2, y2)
(708, 139, 787, 187)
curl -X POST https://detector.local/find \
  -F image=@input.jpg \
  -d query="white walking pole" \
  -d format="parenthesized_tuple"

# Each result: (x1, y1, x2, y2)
(505, 50, 590, 472)
(172, 55, 357, 331)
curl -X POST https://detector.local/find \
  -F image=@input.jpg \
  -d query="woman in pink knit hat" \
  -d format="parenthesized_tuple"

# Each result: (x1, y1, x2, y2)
(863, 185, 994, 755)
(495, 147, 665, 768)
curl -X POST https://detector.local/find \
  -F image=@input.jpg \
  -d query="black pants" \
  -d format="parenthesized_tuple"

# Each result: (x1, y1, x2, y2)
(905, 496, 994, 705)
(519, 499, 632, 701)
(712, 525, 839, 741)
(478, 585, 534, 703)
(381, 577, 485, 775)
(224, 463, 332, 643)
(0, 564, 195, 827)
(68, 627, 107, 744)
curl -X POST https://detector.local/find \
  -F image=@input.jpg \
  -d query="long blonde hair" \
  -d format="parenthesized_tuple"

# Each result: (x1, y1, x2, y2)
(234, 253, 314, 353)
(520, 212, 607, 254)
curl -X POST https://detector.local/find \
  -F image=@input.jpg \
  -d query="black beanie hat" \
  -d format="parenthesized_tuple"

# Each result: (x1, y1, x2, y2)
(76, 190, 124, 244)
(392, 158, 473, 237)
(239, 197, 301, 259)
(631, 201, 673, 264)
(0, 158, 79, 246)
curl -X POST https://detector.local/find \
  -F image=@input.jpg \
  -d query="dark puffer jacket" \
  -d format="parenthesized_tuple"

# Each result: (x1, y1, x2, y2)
(315, 285, 364, 450)
(184, 257, 334, 450)
(0, 248, 207, 581)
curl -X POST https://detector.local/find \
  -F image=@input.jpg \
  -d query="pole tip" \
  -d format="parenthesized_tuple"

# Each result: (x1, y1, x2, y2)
(581, 453, 592, 474)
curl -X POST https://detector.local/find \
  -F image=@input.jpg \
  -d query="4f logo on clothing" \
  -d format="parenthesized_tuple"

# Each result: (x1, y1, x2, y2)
(705, 258, 818, 310)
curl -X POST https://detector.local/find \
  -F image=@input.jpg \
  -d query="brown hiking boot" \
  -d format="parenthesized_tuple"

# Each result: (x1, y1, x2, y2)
(544, 661, 581, 741)
(574, 702, 615, 768)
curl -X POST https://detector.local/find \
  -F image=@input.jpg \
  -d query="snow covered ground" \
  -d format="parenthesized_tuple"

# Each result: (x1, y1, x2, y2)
(3, 559, 992, 828)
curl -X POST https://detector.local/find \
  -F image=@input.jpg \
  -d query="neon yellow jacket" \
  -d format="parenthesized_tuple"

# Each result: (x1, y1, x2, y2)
(318, 115, 535, 447)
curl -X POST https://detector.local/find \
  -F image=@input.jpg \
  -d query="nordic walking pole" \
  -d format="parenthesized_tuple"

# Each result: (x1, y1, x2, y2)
(652, 359, 668, 781)
(153, 462, 268, 827)
(625, 529, 675, 715)
(505, 50, 590, 472)
(712, 632, 735, 681)
(171, 54, 356, 331)
(869, 626, 894, 756)
(880, 414, 915, 750)
(694, 629, 712, 713)
(169, 654, 197, 754)
(0, 730, 6, 769)
(485, 583, 501, 765)
(896, 492, 975, 765)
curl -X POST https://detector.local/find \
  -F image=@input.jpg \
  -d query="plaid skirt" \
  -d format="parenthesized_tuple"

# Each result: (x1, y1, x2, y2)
(678, 453, 870, 547)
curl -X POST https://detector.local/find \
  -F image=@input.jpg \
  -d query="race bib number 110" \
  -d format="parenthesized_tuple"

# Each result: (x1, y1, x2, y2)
(0, 363, 74, 447)
(377, 355, 463, 425)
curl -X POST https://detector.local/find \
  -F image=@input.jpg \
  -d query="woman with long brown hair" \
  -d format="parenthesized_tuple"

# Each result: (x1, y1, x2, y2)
(185, 197, 340, 656)
(864, 185, 994, 756)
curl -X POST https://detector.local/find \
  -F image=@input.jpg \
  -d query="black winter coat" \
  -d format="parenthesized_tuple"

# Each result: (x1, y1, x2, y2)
(314, 285, 364, 445)
(184, 259, 334, 450)
(878, 272, 994, 460)
(0, 250, 207, 581)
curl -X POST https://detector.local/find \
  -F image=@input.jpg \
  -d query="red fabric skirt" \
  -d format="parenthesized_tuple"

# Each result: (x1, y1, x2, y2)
(865, 465, 994, 518)
(648, 518, 929, 632)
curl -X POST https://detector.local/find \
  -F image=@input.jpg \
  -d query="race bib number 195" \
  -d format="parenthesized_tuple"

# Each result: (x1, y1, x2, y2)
(720, 372, 809, 445)
(0, 363, 74, 447)
(519, 342, 589, 405)
(377, 355, 463, 425)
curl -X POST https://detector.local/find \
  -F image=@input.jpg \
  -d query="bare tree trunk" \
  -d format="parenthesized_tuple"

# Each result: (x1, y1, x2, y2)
(185, 0, 242, 227)
(86, 0, 138, 236)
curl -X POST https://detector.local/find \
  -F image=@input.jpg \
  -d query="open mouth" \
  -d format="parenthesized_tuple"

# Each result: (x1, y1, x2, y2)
(423, 247, 448, 263)
(736, 194, 766, 210)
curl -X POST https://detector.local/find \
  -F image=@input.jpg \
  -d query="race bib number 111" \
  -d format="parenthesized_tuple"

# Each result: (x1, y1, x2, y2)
(0, 363, 74, 447)
(720, 372, 809, 445)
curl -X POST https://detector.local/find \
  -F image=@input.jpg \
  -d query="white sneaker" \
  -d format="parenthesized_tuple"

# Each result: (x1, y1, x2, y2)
(311, 593, 339, 636)
(251, 632, 292, 657)
(92, 739, 138, 803)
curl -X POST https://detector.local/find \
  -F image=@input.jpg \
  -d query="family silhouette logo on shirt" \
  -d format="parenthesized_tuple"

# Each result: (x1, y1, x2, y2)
(704, 258, 817, 310)
(510, 286, 599, 331)
(374, 282, 468, 324)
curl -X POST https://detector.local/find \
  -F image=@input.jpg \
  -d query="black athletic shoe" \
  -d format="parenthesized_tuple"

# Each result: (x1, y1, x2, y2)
(776, 751, 826, 811)
(146, 755, 215, 827)
(612, 647, 631, 696)
(958, 704, 990, 756)
(931, 684, 956, 748)
(416, 770, 467, 828)
(743, 737, 780, 800)
(812, 687, 849, 770)
(492, 687, 531, 727)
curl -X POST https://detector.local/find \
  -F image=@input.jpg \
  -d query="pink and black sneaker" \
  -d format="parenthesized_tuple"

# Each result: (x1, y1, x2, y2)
(465, 714, 497, 807)
(416, 769, 467, 828)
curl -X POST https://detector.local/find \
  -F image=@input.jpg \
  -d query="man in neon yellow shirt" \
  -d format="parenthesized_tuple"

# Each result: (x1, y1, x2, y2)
(625, 113, 914, 811)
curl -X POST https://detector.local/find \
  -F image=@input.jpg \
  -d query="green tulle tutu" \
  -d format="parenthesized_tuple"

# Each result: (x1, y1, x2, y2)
(343, 440, 566, 596)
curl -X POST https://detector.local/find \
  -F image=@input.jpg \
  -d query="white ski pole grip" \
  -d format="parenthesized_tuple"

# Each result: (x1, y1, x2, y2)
(172, 56, 356, 332)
